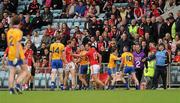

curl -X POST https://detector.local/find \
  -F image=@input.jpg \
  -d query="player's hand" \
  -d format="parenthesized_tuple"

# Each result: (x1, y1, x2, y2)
(13, 58, 18, 65)
(141, 58, 146, 62)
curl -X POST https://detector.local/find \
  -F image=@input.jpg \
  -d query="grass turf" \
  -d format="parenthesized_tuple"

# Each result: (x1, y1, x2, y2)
(0, 89, 180, 103)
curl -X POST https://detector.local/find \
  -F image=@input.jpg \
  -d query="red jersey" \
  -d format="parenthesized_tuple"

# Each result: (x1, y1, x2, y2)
(65, 46, 73, 63)
(86, 48, 99, 65)
(24, 49, 34, 66)
(174, 56, 180, 62)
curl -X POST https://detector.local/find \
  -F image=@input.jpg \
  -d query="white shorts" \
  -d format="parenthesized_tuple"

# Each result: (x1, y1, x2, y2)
(65, 62, 75, 71)
(27, 66, 32, 72)
(90, 64, 100, 75)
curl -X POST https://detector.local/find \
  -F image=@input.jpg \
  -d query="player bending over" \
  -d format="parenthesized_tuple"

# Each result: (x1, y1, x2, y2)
(7, 16, 28, 94)
(49, 38, 65, 91)
(120, 46, 140, 90)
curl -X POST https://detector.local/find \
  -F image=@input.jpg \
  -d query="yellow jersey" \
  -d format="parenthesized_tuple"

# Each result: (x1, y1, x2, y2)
(50, 42, 65, 60)
(108, 53, 118, 69)
(121, 52, 134, 67)
(79, 51, 89, 65)
(7, 28, 25, 61)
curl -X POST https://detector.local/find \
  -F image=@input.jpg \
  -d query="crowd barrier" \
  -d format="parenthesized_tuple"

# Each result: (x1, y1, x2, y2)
(0, 63, 180, 89)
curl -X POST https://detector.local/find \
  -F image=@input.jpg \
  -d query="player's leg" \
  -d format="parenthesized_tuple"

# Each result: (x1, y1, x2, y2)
(131, 72, 140, 90)
(8, 64, 16, 94)
(69, 62, 76, 90)
(50, 69, 57, 90)
(15, 60, 28, 94)
(91, 65, 105, 88)
(57, 60, 64, 90)
(64, 64, 70, 90)
(123, 67, 130, 89)
(110, 68, 118, 89)
(79, 65, 88, 88)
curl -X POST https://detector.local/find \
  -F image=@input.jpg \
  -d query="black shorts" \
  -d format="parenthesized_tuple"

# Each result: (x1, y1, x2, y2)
(31, 65, 36, 76)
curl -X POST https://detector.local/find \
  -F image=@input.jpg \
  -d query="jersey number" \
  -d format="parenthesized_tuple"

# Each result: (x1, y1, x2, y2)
(53, 47, 59, 53)
(126, 56, 132, 62)
(9, 36, 14, 46)
(135, 61, 141, 68)
(93, 52, 98, 60)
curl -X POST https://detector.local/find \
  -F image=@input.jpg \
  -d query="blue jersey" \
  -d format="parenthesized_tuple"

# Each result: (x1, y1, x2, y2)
(155, 50, 168, 66)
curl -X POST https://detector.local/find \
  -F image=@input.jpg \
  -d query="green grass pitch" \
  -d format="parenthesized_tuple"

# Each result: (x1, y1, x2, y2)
(0, 89, 180, 103)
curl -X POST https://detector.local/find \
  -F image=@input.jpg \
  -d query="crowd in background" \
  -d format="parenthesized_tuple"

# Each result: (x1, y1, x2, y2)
(0, 0, 180, 89)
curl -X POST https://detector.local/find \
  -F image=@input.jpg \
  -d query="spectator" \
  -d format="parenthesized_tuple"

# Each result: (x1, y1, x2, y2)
(99, 45, 109, 63)
(31, 12, 43, 29)
(45, 0, 52, 8)
(32, 31, 41, 48)
(41, 31, 51, 47)
(97, 35, 106, 52)
(3, 0, 16, 13)
(61, 23, 70, 45)
(66, 0, 76, 18)
(128, 19, 139, 39)
(28, 0, 40, 15)
(117, 33, 131, 55)
(42, 7, 53, 26)
(134, 1, 143, 21)
(176, 10, 180, 34)
(45, 24, 55, 36)
(0, 22, 4, 35)
(39, 42, 46, 56)
(75, 1, 86, 17)
(0, 1, 3, 20)
(173, 50, 180, 63)
(156, 16, 168, 39)
(0, 33, 7, 51)
(151, 4, 161, 17)
(164, 0, 176, 12)
(2, 12, 10, 28)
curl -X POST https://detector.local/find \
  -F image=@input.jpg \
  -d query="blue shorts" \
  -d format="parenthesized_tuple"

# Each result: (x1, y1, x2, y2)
(124, 66, 135, 74)
(8, 59, 23, 67)
(79, 65, 88, 74)
(107, 68, 118, 76)
(51, 60, 63, 69)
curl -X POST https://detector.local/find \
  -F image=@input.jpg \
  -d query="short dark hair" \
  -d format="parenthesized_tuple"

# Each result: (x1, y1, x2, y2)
(11, 16, 20, 25)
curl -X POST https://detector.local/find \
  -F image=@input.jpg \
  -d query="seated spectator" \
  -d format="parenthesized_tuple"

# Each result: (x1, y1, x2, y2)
(45, 24, 55, 36)
(66, 0, 76, 18)
(1, 12, 10, 28)
(60, 23, 70, 45)
(164, 0, 176, 12)
(150, 4, 161, 17)
(32, 31, 41, 48)
(42, 7, 53, 26)
(31, 12, 43, 29)
(75, 1, 86, 17)
(39, 42, 46, 55)
(28, 0, 40, 15)
(133, 1, 143, 20)
(41, 31, 52, 47)
(0, 22, 5, 35)
(45, 0, 52, 8)
(0, 33, 7, 51)
(173, 50, 180, 63)
(3, 0, 16, 13)
(73, 26, 82, 38)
